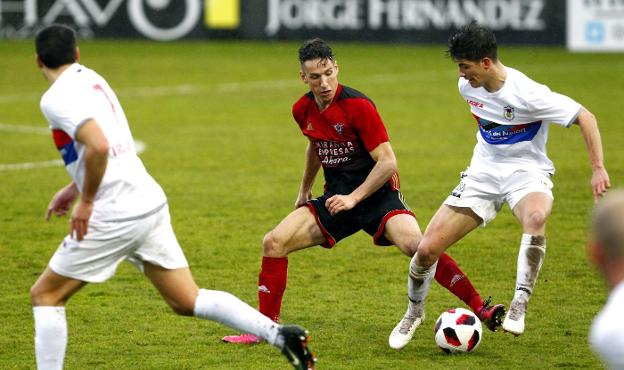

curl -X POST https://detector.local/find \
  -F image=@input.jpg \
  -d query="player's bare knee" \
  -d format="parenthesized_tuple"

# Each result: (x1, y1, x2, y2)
(396, 237, 420, 257)
(30, 285, 62, 306)
(262, 231, 288, 257)
(525, 210, 548, 231)
(415, 240, 439, 266)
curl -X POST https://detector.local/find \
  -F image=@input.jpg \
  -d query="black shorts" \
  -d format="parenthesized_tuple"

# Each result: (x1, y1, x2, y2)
(305, 186, 414, 248)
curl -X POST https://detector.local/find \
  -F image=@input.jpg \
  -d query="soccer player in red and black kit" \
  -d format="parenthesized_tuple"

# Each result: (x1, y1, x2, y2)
(223, 38, 504, 347)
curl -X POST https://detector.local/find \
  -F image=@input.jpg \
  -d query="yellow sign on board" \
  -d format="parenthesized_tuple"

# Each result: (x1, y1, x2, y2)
(205, 0, 240, 29)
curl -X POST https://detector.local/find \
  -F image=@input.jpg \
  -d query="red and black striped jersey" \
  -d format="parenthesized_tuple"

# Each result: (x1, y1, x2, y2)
(292, 84, 398, 194)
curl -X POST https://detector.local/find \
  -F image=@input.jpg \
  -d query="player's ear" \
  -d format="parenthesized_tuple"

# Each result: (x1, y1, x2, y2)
(481, 57, 492, 70)
(75, 47, 80, 62)
(300, 70, 308, 84)
(35, 54, 43, 68)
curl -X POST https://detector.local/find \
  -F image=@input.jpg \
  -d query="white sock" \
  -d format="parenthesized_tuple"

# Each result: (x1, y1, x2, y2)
(193, 289, 281, 346)
(407, 254, 437, 311)
(513, 234, 546, 303)
(33, 306, 67, 370)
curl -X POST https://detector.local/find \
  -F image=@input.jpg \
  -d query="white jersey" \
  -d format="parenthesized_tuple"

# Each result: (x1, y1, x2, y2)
(40, 63, 166, 222)
(590, 281, 624, 369)
(459, 66, 582, 175)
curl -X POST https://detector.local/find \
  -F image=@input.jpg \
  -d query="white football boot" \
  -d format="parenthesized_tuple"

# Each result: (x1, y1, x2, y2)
(502, 299, 527, 336)
(388, 305, 424, 350)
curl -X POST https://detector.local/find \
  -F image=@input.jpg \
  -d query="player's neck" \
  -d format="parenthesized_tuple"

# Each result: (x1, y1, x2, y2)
(314, 97, 332, 112)
(43, 63, 73, 84)
(483, 62, 507, 93)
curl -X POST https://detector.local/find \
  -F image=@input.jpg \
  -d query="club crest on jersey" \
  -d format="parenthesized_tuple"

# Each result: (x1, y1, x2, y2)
(333, 123, 345, 135)
(306, 122, 314, 131)
(504, 105, 515, 121)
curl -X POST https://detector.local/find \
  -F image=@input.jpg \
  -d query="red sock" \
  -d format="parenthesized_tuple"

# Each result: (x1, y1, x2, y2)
(434, 252, 483, 313)
(258, 256, 288, 322)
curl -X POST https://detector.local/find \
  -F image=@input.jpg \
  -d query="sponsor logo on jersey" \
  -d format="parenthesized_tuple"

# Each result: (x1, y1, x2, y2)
(467, 99, 484, 108)
(504, 105, 515, 120)
(52, 129, 78, 165)
(314, 140, 357, 167)
(474, 115, 541, 145)
(306, 122, 314, 131)
(333, 122, 345, 135)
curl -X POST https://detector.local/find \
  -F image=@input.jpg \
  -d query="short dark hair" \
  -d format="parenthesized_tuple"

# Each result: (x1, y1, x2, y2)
(35, 24, 77, 69)
(447, 21, 498, 62)
(298, 38, 334, 64)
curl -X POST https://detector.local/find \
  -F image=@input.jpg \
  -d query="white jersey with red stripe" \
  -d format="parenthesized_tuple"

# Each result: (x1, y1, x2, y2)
(40, 63, 166, 222)
(459, 66, 582, 175)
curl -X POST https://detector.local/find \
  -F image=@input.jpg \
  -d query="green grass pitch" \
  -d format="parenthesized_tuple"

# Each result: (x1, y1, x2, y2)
(1, 39, 623, 369)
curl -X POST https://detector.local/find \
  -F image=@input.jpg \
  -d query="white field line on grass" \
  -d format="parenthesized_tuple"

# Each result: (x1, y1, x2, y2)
(0, 72, 432, 171)
(0, 123, 145, 171)
(0, 72, 435, 103)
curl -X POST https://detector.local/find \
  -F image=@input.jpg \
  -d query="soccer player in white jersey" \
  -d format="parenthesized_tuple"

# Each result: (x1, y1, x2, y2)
(588, 190, 624, 369)
(388, 21, 610, 347)
(30, 24, 315, 370)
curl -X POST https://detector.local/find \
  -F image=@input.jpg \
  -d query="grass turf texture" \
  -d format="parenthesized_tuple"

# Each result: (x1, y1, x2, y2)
(1, 39, 623, 369)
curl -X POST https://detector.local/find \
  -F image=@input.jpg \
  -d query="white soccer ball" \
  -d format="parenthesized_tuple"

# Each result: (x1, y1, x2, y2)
(434, 307, 483, 353)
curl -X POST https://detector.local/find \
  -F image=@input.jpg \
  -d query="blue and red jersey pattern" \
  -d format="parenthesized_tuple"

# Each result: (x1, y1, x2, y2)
(292, 84, 397, 194)
(52, 129, 78, 165)
(473, 114, 542, 145)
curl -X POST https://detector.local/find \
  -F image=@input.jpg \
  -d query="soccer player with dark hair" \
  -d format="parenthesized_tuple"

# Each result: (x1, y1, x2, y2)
(224, 38, 504, 347)
(30, 24, 315, 370)
(390, 21, 610, 345)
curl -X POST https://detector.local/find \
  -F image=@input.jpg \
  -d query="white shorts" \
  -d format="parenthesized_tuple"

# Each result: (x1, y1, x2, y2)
(49, 204, 189, 283)
(443, 167, 554, 226)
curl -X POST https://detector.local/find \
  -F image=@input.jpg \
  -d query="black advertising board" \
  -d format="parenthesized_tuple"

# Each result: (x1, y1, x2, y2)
(0, 0, 565, 44)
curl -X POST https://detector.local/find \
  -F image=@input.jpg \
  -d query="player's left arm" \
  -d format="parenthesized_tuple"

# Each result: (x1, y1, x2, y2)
(574, 107, 610, 201)
(325, 142, 397, 216)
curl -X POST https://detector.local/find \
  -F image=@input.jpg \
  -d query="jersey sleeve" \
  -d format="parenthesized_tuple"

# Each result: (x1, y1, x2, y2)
(525, 83, 582, 128)
(40, 88, 94, 139)
(292, 95, 308, 129)
(352, 98, 389, 152)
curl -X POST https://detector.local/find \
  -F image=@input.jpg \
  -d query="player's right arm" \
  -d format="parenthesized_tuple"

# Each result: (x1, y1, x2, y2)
(574, 108, 610, 201)
(71, 119, 109, 241)
(295, 140, 321, 209)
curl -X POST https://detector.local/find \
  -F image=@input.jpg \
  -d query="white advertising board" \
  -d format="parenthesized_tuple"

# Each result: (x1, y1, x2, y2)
(567, 0, 624, 52)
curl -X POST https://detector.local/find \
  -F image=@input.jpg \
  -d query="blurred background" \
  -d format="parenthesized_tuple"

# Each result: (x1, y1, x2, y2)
(0, 0, 622, 51)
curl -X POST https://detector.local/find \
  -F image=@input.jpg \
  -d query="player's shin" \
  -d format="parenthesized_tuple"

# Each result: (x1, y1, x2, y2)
(33, 306, 67, 370)
(503, 234, 546, 335)
(258, 256, 288, 322)
(407, 254, 438, 310)
(435, 252, 483, 312)
(193, 289, 280, 346)
(513, 234, 546, 303)
(388, 254, 437, 349)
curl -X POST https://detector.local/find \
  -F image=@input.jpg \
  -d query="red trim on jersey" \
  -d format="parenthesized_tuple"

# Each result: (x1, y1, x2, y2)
(52, 129, 72, 149)
(304, 203, 336, 248)
(372, 209, 415, 246)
